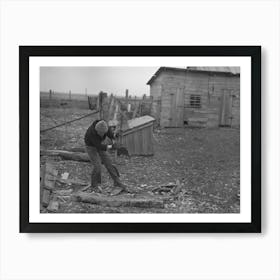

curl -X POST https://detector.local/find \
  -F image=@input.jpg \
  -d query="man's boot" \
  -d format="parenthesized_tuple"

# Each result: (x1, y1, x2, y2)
(111, 182, 129, 196)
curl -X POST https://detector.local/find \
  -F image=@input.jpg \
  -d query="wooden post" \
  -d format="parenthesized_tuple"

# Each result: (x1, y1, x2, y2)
(132, 102, 139, 118)
(125, 89, 129, 108)
(98, 91, 103, 119)
(63, 104, 67, 135)
(85, 88, 87, 97)
(49, 89, 52, 100)
(108, 95, 115, 121)
(113, 103, 119, 123)
(98, 91, 109, 121)
(69, 90, 71, 101)
(143, 94, 146, 100)
(139, 101, 143, 116)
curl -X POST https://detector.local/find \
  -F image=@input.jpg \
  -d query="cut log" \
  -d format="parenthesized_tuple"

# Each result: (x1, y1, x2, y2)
(41, 150, 90, 162)
(74, 192, 164, 208)
(68, 147, 85, 153)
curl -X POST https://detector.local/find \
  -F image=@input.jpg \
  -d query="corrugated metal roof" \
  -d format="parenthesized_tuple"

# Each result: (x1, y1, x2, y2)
(126, 115, 155, 130)
(147, 66, 240, 85)
(187, 66, 240, 75)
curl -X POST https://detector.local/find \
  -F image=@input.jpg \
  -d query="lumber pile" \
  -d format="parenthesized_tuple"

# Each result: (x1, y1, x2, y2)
(74, 192, 164, 209)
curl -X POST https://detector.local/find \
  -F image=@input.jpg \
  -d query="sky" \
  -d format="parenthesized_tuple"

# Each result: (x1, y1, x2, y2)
(40, 67, 159, 97)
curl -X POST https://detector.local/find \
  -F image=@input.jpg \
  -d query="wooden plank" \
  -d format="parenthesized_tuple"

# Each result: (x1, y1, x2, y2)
(74, 192, 164, 208)
(44, 173, 57, 190)
(47, 200, 59, 212)
(175, 88, 184, 127)
(142, 127, 148, 155)
(219, 91, 233, 126)
(42, 189, 51, 207)
(45, 162, 58, 176)
(40, 164, 46, 208)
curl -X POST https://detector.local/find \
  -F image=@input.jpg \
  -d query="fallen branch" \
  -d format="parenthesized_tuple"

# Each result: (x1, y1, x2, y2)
(74, 192, 164, 208)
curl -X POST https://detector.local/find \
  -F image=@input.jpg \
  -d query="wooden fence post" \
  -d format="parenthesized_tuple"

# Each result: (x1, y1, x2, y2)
(125, 89, 129, 108)
(98, 91, 109, 121)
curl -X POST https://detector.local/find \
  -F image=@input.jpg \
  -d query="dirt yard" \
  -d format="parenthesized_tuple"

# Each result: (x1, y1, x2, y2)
(40, 107, 240, 213)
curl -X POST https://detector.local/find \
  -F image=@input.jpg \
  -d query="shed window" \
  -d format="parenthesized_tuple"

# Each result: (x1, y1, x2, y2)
(189, 95, 201, 108)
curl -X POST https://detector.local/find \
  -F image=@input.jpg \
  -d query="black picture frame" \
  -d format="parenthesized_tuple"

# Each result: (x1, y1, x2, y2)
(20, 46, 261, 233)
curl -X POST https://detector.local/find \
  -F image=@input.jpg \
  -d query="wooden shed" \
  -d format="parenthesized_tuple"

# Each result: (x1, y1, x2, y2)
(119, 115, 155, 156)
(147, 67, 240, 128)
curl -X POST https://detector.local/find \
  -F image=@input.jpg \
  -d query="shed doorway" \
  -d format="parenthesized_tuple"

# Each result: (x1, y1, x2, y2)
(169, 88, 184, 127)
(219, 90, 233, 127)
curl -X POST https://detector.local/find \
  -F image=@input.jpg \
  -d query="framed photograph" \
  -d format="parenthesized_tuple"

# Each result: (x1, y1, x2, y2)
(20, 46, 261, 233)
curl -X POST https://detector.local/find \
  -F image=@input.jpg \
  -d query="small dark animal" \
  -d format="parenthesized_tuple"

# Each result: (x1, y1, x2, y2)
(117, 147, 130, 157)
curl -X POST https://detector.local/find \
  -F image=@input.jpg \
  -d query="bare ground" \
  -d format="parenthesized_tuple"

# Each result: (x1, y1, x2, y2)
(40, 107, 240, 213)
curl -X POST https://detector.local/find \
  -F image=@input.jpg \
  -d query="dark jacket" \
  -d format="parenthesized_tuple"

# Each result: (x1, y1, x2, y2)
(84, 120, 114, 151)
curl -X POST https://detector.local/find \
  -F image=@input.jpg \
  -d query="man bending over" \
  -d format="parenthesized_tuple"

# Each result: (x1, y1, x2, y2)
(84, 119, 128, 195)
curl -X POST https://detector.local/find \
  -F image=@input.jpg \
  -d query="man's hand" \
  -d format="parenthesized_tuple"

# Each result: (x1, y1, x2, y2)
(112, 142, 121, 149)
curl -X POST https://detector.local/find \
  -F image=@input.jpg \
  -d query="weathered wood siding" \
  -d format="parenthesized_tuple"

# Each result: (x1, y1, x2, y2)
(184, 72, 240, 127)
(159, 71, 186, 127)
(119, 124, 154, 156)
(149, 69, 240, 128)
(150, 76, 164, 126)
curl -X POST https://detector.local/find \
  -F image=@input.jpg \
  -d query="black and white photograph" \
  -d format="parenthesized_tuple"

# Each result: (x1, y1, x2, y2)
(3, 1, 279, 279)
(39, 66, 241, 214)
(19, 45, 260, 232)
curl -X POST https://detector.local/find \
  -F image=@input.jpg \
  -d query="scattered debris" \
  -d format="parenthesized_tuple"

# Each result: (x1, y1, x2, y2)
(61, 172, 69, 180)
(151, 180, 183, 196)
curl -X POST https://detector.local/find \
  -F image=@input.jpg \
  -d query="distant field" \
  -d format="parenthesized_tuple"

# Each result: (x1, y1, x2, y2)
(41, 91, 93, 100)
(40, 91, 151, 110)
(40, 91, 95, 109)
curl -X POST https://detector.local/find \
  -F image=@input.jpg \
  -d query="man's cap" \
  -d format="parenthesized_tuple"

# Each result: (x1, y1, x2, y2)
(95, 120, 108, 136)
